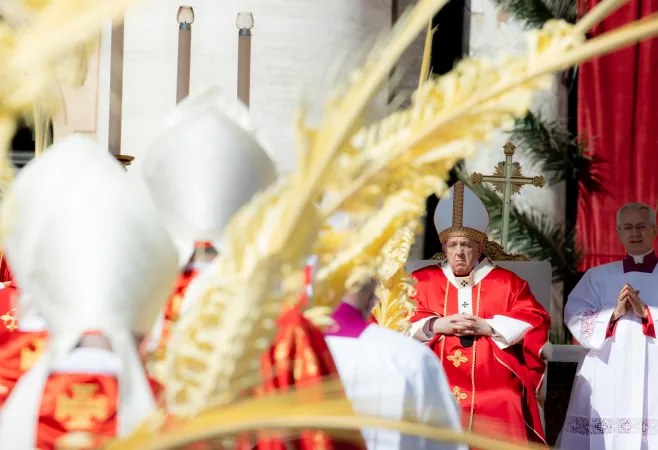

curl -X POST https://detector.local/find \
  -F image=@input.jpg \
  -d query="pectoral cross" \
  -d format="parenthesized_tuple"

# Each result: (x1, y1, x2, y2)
(55, 384, 109, 430)
(471, 142, 545, 250)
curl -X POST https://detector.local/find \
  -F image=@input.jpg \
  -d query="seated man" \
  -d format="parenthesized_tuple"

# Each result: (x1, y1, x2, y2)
(558, 202, 658, 449)
(326, 278, 463, 450)
(410, 181, 549, 445)
(0, 136, 179, 449)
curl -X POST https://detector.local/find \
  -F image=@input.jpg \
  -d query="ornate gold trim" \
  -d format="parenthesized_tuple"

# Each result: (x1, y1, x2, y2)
(431, 240, 530, 262)
(447, 350, 468, 368)
(452, 386, 467, 404)
(438, 226, 487, 245)
(452, 181, 464, 228)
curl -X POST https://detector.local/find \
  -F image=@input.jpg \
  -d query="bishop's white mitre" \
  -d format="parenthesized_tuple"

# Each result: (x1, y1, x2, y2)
(138, 87, 279, 267)
(434, 181, 490, 244)
(0, 135, 179, 448)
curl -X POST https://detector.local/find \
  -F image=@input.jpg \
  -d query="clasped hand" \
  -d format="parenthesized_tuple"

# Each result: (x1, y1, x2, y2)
(432, 313, 493, 337)
(613, 283, 647, 321)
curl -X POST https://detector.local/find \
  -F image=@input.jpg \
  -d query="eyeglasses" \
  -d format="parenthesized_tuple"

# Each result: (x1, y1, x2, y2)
(619, 224, 651, 233)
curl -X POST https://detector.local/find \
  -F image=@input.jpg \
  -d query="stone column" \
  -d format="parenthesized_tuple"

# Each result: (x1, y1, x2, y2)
(103, 0, 390, 173)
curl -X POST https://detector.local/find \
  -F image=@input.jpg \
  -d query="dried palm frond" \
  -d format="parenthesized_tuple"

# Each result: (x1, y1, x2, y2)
(165, 0, 457, 416)
(166, 0, 658, 420)
(311, 21, 577, 299)
(0, 0, 134, 193)
(0, 0, 132, 232)
(372, 221, 420, 334)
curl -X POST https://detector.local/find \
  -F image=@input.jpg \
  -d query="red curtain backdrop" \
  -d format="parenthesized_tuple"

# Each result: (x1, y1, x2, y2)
(577, 0, 658, 270)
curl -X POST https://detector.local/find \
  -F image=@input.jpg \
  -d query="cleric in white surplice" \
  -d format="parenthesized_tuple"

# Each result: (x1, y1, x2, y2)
(558, 202, 658, 449)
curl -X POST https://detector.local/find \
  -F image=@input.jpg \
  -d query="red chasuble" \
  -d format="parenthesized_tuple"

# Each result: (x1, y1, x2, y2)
(0, 285, 49, 407)
(411, 261, 549, 445)
(249, 306, 365, 450)
(36, 372, 162, 450)
(0, 250, 14, 286)
(0, 328, 47, 407)
(0, 283, 19, 334)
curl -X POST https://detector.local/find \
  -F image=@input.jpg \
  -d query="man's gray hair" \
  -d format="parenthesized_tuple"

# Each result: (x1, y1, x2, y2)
(616, 202, 657, 229)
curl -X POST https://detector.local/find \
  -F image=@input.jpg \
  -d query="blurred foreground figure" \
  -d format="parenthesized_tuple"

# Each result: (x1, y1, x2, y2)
(410, 182, 550, 445)
(248, 305, 366, 449)
(0, 136, 179, 449)
(138, 88, 278, 357)
(326, 279, 464, 450)
(558, 203, 658, 449)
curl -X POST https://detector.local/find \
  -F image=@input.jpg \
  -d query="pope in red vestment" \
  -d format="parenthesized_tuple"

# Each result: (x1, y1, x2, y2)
(410, 182, 550, 446)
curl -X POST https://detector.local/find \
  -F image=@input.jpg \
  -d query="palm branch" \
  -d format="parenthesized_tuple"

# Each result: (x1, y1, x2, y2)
(509, 111, 609, 197)
(491, 0, 578, 29)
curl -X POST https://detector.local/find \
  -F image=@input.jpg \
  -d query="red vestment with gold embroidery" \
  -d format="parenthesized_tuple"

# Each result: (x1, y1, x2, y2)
(411, 264, 549, 445)
(0, 328, 48, 407)
(35, 371, 162, 450)
(248, 306, 365, 450)
(0, 283, 49, 407)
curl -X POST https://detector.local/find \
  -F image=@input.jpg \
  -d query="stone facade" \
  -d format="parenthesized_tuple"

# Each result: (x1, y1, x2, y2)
(89, 0, 392, 172)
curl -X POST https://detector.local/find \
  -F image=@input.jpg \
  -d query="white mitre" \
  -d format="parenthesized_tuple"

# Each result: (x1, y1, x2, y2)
(139, 87, 279, 267)
(0, 136, 179, 448)
(434, 181, 490, 244)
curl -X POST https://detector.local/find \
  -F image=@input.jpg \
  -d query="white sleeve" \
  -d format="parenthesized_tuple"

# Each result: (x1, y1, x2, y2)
(404, 347, 466, 450)
(485, 316, 533, 349)
(410, 317, 436, 343)
(564, 269, 614, 350)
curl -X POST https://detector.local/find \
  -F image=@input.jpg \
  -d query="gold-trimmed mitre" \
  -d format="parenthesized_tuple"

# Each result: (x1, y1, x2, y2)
(434, 181, 489, 244)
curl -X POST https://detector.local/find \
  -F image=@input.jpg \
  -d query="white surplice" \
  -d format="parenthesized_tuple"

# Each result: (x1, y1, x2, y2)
(558, 257, 658, 449)
(326, 325, 465, 450)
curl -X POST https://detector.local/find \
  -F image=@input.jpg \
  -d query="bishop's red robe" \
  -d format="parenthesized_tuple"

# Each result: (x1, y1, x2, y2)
(247, 306, 365, 450)
(0, 283, 49, 407)
(0, 250, 13, 287)
(151, 267, 199, 358)
(150, 241, 215, 359)
(410, 260, 549, 445)
(34, 349, 163, 450)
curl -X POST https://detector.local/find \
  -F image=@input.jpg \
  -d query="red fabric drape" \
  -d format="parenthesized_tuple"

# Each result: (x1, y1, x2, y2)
(577, 0, 658, 270)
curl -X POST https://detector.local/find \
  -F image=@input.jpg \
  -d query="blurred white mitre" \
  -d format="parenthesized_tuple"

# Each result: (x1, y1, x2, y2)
(0, 135, 179, 449)
(139, 87, 279, 267)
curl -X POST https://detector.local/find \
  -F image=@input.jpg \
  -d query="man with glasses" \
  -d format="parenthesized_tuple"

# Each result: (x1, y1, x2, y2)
(559, 202, 658, 449)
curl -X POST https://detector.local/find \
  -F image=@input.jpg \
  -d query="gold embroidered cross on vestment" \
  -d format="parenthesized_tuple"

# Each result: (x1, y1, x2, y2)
(447, 350, 468, 368)
(55, 384, 109, 430)
(1, 308, 17, 331)
(452, 386, 468, 405)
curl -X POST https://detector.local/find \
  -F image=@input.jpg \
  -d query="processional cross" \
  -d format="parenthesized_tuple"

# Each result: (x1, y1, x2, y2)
(471, 142, 545, 251)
